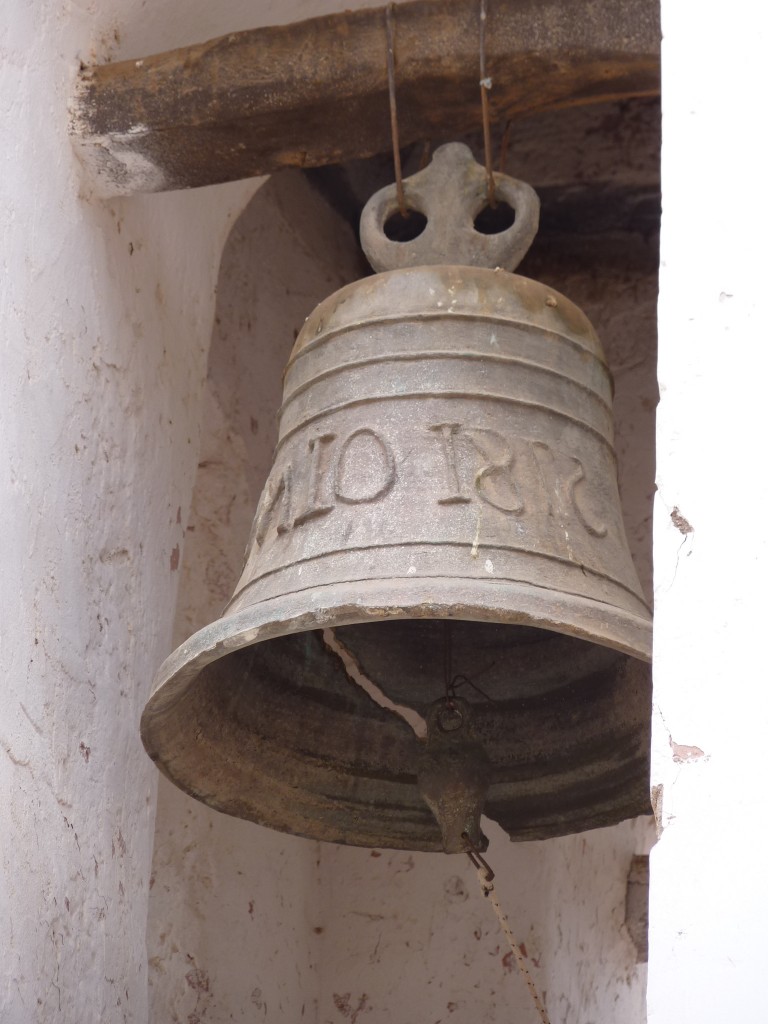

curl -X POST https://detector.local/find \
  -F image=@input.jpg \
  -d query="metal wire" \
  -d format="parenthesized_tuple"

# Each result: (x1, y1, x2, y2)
(385, 3, 408, 217)
(479, 0, 497, 207)
(462, 831, 495, 882)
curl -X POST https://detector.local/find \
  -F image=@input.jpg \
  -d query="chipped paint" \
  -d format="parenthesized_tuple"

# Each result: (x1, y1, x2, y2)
(669, 740, 708, 764)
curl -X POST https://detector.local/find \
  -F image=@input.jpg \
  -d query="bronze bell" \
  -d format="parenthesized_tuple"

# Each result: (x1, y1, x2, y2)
(141, 144, 652, 853)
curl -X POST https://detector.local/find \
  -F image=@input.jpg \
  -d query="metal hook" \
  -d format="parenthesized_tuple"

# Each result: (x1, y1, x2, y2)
(385, 4, 408, 218)
(462, 831, 495, 883)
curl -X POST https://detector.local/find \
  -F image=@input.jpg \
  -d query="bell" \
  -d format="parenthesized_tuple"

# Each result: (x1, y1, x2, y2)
(141, 144, 652, 853)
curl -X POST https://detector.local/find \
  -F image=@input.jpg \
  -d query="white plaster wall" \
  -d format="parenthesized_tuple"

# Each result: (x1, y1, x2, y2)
(0, 3, 258, 1021)
(649, 3, 768, 1021)
(315, 817, 654, 1024)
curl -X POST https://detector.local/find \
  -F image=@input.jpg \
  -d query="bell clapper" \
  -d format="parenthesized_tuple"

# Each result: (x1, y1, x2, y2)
(434, 615, 549, 1023)
(461, 830, 494, 882)
(417, 695, 491, 854)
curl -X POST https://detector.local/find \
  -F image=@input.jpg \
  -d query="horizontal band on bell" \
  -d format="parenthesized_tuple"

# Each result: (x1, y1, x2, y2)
(226, 541, 651, 621)
(275, 390, 617, 456)
(285, 310, 611, 377)
(279, 349, 613, 421)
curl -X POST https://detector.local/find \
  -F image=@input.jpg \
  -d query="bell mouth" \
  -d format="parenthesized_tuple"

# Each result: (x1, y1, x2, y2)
(142, 576, 651, 851)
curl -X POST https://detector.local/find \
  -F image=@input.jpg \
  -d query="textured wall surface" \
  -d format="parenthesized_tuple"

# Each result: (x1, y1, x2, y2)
(314, 816, 655, 1024)
(0, 2, 258, 1019)
(649, 1, 768, 1020)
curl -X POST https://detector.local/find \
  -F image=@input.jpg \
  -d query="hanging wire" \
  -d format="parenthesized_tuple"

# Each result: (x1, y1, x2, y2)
(385, 3, 408, 218)
(449, 673, 495, 704)
(479, 0, 497, 207)
(442, 621, 497, 705)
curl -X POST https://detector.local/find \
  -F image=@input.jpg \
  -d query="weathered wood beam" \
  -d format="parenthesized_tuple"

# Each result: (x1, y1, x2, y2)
(71, 0, 660, 198)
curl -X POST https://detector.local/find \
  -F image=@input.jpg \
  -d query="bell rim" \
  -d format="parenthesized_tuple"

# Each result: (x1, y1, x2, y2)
(142, 575, 652, 736)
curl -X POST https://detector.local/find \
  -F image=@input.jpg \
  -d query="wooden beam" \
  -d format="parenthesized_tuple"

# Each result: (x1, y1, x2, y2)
(70, 0, 660, 198)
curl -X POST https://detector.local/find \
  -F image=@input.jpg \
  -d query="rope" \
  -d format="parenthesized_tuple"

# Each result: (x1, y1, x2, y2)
(472, 864, 552, 1024)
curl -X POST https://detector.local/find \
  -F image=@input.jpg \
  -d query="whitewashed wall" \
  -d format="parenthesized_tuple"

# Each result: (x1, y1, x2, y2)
(314, 817, 654, 1024)
(0, 5, 261, 1022)
(649, 2, 768, 1021)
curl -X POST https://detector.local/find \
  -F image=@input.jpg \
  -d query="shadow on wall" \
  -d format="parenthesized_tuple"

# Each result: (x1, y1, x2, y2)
(172, 170, 369, 646)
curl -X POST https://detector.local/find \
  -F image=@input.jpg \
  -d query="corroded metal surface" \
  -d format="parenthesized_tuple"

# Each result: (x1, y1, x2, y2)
(417, 697, 491, 854)
(141, 149, 652, 851)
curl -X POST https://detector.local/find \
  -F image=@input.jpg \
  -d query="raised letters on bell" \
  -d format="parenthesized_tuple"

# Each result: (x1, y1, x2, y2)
(254, 423, 612, 550)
